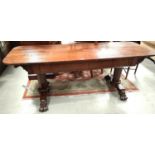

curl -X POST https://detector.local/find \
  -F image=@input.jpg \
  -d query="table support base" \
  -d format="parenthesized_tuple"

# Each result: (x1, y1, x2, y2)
(105, 68, 128, 101)
(37, 74, 50, 112)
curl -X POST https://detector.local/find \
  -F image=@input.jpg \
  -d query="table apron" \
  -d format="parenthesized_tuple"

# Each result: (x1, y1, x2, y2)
(22, 57, 143, 74)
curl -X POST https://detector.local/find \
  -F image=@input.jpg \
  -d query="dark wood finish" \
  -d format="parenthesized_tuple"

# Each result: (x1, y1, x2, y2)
(37, 74, 50, 112)
(20, 57, 141, 74)
(20, 41, 61, 46)
(105, 67, 127, 100)
(112, 68, 127, 100)
(14, 41, 61, 80)
(4, 42, 154, 65)
(75, 41, 108, 77)
(3, 42, 155, 112)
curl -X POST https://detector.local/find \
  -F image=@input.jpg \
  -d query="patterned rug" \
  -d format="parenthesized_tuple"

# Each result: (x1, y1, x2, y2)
(23, 70, 138, 99)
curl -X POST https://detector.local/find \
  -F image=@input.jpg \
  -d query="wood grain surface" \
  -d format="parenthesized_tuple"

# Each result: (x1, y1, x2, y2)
(3, 42, 155, 65)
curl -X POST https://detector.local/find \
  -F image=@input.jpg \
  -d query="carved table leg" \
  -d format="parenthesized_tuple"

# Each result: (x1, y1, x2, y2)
(105, 68, 128, 101)
(37, 74, 50, 112)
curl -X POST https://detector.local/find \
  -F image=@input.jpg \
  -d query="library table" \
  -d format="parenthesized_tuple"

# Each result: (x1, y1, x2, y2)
(3, 42, 155, 112)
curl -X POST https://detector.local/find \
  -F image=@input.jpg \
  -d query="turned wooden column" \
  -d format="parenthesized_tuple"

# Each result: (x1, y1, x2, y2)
(112, 68, 128, 100)
(37, 74, 50, 112)
(112, 68, 122, 84)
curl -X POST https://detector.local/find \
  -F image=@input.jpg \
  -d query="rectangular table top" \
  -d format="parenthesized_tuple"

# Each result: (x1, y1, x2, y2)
(3, 42, 155, 65)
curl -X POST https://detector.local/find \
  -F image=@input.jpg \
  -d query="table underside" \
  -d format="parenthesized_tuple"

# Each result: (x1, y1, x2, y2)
(18, 57, 144, 112)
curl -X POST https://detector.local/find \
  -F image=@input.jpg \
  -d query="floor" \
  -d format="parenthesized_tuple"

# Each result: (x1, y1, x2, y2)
(0, 59, 155, 114)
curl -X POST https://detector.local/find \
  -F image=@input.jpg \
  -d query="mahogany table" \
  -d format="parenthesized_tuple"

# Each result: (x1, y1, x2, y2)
(3, 42, 155, 112)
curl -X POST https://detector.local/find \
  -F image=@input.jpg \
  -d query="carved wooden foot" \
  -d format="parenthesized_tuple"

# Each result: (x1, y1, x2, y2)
(39, 99, 48, 112)
(115, 83, 128, 101)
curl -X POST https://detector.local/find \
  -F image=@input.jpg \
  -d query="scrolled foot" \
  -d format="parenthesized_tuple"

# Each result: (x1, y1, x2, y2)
(119, 91, 128, 101)
(39, 100, 48, 112)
